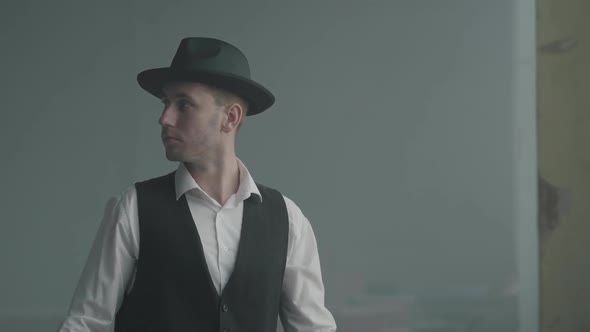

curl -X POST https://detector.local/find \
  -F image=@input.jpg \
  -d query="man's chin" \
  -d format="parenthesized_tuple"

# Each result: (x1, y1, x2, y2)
(164, 151, 182, 162)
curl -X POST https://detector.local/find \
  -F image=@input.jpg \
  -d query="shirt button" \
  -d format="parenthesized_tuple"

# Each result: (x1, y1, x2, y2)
(223, 246, 229, 252)
(222, 304, 229, 312)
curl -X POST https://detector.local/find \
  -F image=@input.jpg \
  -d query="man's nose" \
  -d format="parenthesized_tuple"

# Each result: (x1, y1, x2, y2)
(158, 107, 176, 127)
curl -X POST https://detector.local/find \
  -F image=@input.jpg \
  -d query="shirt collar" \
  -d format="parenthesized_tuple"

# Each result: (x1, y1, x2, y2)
(174, 157, 262, 203)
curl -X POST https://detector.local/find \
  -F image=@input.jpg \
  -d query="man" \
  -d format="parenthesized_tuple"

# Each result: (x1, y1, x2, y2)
(59, 37, 337, 332)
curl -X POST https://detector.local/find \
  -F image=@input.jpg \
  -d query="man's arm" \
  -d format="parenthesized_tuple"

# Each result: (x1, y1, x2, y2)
(59, 187, 138, 332)
(279, 196, 337, 332)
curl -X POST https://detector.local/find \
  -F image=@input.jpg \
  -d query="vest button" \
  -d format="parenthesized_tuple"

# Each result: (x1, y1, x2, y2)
(222, 304, 229, 312)
(223, 329, 228, 332)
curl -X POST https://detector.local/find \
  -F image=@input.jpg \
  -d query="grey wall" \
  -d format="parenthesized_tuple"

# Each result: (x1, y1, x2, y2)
(1, 1, 537, 331)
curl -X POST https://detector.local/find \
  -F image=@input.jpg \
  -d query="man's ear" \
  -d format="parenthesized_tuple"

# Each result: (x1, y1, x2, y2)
(221, 103, 244, 133)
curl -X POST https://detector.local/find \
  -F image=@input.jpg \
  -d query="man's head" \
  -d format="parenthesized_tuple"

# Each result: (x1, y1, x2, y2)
(159, 81, 248, 163)
(137, 37, 274, 164)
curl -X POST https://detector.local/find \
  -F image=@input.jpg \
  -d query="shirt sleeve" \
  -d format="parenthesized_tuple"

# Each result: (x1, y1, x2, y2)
(279, 196, 337, 332)
(58, 187, 138, 332)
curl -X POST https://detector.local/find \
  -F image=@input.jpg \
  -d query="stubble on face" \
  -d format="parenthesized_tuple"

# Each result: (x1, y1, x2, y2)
(160, 82, 226, 165)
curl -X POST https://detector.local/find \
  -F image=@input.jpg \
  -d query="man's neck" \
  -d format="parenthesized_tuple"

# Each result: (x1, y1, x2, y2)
(184, 155, 240, 206)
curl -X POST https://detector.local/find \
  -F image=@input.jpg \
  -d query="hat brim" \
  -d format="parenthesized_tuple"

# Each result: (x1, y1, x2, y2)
(137, 68, 275, 116)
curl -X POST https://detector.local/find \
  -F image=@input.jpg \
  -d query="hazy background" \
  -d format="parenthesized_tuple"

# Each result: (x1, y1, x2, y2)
(0, 1, 537, 331)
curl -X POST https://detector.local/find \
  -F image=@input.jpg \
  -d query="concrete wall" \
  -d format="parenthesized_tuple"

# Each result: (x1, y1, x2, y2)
(537, 0, 590, 331)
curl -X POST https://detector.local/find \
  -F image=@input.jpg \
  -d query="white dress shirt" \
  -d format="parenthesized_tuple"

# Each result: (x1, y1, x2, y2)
(59, 158, 336, 332)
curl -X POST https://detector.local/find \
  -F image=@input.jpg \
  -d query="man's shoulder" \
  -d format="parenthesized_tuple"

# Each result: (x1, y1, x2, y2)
(253, 183, 308, 223)
(253, 181, 280, 195)
(109, 171, 175, 204)
(253, 182, 294, 206)
(135, 171, 176, 187)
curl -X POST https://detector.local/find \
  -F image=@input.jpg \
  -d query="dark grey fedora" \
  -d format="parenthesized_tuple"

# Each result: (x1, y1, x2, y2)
(137, 37, 275, 116)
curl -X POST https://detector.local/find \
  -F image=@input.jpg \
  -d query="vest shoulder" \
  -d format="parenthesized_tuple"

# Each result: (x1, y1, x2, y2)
(135, 171, 175, 189)
(254, 182, 283, 197)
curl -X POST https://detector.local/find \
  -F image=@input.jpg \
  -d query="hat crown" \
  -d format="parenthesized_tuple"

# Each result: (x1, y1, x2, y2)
(137, 37, 275, 115)
(170, 37, 251, 78)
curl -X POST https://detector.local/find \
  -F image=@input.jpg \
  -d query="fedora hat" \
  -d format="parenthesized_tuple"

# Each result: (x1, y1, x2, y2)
(137, 37, 275, 116)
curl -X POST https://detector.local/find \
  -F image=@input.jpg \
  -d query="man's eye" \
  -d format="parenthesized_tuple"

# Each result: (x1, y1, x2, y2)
(177, 100, 191, 110)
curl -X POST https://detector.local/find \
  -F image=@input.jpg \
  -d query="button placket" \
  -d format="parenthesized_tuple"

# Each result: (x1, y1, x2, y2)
(217, 212, 230, 254)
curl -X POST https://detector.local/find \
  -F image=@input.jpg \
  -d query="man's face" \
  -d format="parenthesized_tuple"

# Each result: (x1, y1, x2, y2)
(158, 81, 225, 163)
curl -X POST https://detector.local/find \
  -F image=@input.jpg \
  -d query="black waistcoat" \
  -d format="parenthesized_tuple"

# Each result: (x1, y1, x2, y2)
(114, 172, 289, 332)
